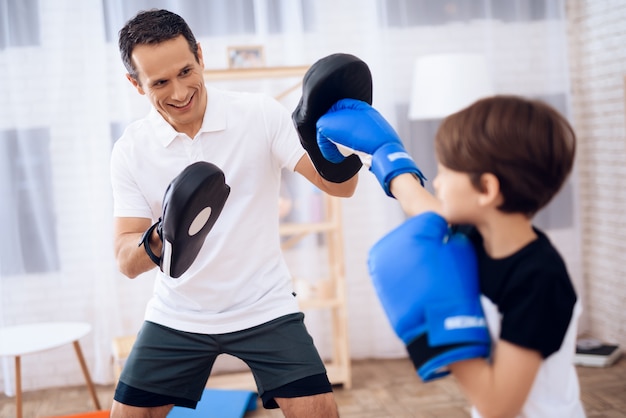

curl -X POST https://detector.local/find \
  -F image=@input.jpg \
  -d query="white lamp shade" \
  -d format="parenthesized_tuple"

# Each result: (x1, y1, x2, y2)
(408, 53, 494, 120)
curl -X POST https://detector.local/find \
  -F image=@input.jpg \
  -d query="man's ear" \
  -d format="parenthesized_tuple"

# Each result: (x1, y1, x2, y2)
(126, 73, 145, 95)
(197, 42, 205, 69)
(478, 173, 503, 207)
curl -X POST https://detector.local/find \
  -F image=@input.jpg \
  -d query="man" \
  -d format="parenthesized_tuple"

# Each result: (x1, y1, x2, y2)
(110, 9, 357, 417)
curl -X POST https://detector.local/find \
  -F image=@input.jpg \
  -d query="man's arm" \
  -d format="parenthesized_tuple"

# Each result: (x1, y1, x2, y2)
(294, 153, 358, 198)
(113, 217, 161, 278)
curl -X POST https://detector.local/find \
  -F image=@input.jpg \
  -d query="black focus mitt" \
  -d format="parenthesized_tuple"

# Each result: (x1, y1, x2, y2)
(139, 161, 231, 278)
(292, 53, 373, 183)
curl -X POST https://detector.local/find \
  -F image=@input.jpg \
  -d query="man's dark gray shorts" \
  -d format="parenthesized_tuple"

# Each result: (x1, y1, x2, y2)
(114, 312, 332, 409)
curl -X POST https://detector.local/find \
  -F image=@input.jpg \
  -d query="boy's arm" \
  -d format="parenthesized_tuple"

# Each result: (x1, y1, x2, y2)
(450, 340, 542, 417)
(389, 173, 441, 217)
(316, 99, 441, 216)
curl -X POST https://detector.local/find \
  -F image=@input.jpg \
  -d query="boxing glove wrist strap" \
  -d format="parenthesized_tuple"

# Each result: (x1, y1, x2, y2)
(138, 220, 162, 267)
(406, 334, 463, 372)
(406, 333, 492, 382)
(370, 142, 426, 197)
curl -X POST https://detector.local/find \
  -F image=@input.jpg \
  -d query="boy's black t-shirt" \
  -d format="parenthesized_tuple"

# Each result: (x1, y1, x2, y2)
(459, 226, 578, 358)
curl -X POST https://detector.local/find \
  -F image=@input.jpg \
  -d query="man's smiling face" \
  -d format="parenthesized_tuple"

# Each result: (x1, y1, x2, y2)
(127, 35, 207, 137)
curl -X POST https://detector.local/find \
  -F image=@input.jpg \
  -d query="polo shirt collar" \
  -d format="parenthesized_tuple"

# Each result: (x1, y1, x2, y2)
(148, 87, 227, 147)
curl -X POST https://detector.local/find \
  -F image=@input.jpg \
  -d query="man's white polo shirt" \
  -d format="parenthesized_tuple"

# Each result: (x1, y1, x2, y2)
(111, 87, 305, 333)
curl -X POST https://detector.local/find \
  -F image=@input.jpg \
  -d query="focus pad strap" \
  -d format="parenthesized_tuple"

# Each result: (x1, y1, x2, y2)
(138, 219, 163, 267)
(160, 161, 231, 278)
(293, 53, 372, 183)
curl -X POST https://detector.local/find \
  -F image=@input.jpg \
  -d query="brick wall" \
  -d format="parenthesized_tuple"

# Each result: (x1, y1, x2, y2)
(567, 0, 626, 348)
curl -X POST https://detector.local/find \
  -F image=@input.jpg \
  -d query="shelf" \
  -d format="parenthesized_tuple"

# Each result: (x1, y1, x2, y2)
(298, 298, 342, 310)
(280, 221, 339, 250)
(280, 221, 337, 235)
(203, 65, 310, 101)
(204, 65, 309, 81)
(280, 195, 352, 388)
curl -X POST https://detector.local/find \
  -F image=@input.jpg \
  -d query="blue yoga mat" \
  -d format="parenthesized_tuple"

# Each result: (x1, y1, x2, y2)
(167, 389, 258, 418)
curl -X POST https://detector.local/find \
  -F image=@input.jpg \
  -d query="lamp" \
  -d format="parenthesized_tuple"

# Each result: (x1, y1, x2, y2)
(408, 53, 494, 120)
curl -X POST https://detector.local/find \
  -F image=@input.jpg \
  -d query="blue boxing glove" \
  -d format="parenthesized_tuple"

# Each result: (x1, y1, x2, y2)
(368, 212, 491, 382)
(316, 98, 426, 196)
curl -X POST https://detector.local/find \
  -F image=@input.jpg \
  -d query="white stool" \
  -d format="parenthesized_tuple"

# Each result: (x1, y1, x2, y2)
(0, 321, 102, 418)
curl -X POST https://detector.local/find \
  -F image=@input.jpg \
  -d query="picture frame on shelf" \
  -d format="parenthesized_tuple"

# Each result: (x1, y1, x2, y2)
(227, 45, 265, 69)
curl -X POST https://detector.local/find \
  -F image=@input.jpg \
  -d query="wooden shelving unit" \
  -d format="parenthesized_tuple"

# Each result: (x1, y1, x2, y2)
(280, 194, 352, 389)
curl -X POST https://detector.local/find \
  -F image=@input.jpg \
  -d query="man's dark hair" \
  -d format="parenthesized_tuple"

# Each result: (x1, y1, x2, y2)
(118, 9, 199, 81)
(435, 95, 576, 217)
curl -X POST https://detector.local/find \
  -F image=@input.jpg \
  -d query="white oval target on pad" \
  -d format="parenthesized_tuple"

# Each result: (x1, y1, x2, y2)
(189, 206, 213, 236)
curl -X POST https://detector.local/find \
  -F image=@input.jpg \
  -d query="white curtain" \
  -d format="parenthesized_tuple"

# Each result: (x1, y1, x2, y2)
(0, 0, 577, 393)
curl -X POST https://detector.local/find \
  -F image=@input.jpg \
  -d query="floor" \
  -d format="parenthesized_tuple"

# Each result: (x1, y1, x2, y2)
(1, 357, 624, 418)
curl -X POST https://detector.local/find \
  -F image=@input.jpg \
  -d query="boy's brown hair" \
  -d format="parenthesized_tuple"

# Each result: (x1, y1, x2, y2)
(435, 95, 576, 217)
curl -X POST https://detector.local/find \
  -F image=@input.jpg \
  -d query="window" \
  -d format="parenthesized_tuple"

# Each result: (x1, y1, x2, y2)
(0, 0, 41, 50)
(102, 0, 315, 42)
(379, 0, 563, 27)
(0, 128, 60, 275)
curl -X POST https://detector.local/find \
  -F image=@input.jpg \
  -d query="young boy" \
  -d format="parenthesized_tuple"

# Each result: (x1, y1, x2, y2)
(316, 96, 586, 417)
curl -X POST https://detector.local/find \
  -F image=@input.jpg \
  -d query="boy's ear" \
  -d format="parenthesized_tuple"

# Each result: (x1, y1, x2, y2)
(478, 173, 503, 207)
(126, 73, 145, 95)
